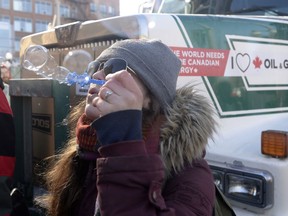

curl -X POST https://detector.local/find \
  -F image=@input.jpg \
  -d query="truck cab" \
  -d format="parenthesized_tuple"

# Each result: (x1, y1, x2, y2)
(143, 0, 288, 16)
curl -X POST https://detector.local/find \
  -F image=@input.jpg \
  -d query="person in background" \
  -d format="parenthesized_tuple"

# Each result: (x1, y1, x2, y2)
(0, 65, 11, 104)
(38, 39, 218, 216)
(0, 74, 16, 216)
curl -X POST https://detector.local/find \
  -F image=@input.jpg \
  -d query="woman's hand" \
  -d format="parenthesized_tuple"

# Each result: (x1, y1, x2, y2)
(85, 70, 144, 121)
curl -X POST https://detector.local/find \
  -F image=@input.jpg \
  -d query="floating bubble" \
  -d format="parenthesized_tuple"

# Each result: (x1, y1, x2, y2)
(23, 45, 49, 72)
(50, 66, 70, 83)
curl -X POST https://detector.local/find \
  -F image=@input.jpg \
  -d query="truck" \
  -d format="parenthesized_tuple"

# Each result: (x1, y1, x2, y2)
(12, 0, 288, 215)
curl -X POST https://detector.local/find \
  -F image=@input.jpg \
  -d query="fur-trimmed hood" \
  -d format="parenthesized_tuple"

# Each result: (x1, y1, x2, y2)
(160, 84, 217, 175)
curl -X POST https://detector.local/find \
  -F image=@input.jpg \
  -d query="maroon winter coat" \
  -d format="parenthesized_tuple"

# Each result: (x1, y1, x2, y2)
(0, 84, 16, 216)
(74, 85, 217, 216)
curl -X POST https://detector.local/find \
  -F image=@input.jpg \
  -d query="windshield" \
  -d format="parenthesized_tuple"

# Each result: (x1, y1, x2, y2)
(158, 0, 186, 14)
(158, 0, 288, 16)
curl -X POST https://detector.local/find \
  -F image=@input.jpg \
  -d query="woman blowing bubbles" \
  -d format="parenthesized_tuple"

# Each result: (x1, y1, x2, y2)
(39, 39, 217, 216)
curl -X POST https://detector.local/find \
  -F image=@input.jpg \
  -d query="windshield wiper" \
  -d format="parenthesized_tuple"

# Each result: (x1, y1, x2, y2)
(228, 6, 288, 16)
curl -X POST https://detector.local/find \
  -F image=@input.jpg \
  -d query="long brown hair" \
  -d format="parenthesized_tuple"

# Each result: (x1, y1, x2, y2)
(36, 99, 86, 216)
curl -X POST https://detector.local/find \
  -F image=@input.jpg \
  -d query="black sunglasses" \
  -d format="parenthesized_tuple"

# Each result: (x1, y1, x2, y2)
(86, 58, 130, 77)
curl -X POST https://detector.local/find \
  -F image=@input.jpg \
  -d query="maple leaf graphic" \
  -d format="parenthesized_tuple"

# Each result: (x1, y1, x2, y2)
(253, 56, 262, 68)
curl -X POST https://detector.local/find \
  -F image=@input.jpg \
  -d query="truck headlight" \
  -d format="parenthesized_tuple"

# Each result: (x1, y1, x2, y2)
(212, 170, 224, 191)
(226, 174, 263, 205)
(210, 164, 273, 209)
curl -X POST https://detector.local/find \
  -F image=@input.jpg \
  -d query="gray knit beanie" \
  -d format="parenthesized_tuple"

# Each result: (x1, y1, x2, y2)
(96, 39, 181, 110)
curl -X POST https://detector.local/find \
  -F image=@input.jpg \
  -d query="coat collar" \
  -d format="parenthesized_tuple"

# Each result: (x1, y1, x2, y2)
(159, 85, 217, 175)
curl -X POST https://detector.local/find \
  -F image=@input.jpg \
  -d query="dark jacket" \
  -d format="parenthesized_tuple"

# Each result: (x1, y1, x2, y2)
(75, 85, 217, 216)
(0, 84, 16, 216)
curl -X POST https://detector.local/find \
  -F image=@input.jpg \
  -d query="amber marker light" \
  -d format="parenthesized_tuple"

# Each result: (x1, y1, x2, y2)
(261, 130, 288, 158)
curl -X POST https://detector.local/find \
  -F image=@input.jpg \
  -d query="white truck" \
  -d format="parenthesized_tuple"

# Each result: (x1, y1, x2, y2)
(16, 0, 288, 215)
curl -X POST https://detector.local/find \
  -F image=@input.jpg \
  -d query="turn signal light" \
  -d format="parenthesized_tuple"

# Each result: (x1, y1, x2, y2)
(261, 130, 288, 158)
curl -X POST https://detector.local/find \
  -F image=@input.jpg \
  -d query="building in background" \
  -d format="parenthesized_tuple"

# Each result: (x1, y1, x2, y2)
(0, 0, 120, 65)
(0, 21, 12, 57)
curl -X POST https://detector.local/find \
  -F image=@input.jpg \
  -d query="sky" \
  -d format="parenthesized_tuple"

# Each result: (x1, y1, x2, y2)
(119, 0, 147, 15)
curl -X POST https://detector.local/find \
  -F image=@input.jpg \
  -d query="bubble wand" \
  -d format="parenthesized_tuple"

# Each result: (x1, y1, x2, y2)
(22, 45, 105, 87)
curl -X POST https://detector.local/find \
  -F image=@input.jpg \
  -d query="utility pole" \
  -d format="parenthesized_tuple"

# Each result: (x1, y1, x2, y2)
(55, 0, 61, 26)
